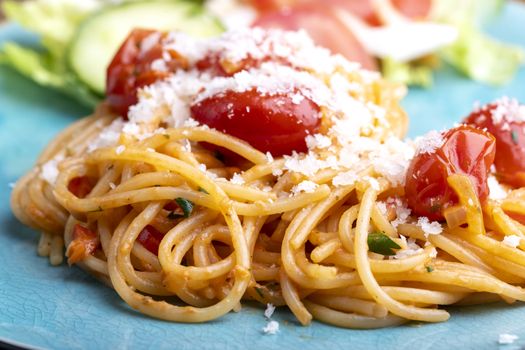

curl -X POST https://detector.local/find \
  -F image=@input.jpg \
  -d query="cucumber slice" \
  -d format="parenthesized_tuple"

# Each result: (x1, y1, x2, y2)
(68, 0, 224, 94)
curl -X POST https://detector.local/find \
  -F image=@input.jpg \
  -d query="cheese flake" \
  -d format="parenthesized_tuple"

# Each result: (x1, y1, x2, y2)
(291, 180, 318, 195)
(498, 333, 519, 345)
(417, 217, 443, 237)
(262, 320, 279, 335)
(502, 235, 521, 248)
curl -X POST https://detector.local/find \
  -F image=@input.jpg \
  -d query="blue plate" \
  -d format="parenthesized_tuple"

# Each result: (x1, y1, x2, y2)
(1, 3, 525, 349)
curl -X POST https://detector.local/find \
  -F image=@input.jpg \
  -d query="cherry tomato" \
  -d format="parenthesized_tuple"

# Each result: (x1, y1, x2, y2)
(67, 224, 99, 265)
(464, 100, 525, 188)
(106, 29, 187, 117)
(249, 0, 431, 23)
(405, 125, 496, 221)
(390, 0, 431, 20)
(253, 4, 378, 70)
(190, 89, 321, 156)
(137, 225, 165, 255)
(68, 176, 97, 198)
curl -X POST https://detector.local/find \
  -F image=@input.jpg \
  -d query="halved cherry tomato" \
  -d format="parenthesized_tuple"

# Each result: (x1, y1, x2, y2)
(137, 225, 165, 255)
(106, 29, 188, 117)
(190, 89, 321, 156)
(405, 125, 496, 221)
(67, 224, 100, 265)
(464, 99, 525, 188)
(68, 176, 97, 198)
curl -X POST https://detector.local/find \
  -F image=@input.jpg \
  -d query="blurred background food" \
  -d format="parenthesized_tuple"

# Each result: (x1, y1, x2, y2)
(0, 0, 523, 108)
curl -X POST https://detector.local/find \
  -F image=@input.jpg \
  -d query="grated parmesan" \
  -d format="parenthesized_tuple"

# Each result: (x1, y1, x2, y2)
(115, 145, 125, 155)
(264, 303, 275, 319)
(488, 176, 507, 200)
(291, 180, 318, 195)
(498, 333, 519, 345)
(40, 155, 65, 185)
(414, 130, 444, 155)
(230, 173, 245, 185)
(417, 217, 443, 237)
(262, 320, 279, 335)
(502, 235, 521, 248)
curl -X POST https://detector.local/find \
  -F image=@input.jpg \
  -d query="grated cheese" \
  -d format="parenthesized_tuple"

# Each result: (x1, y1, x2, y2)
(488, 176, 508, 200)
(115, 145, 125, 155)
(262, 320, 279, 335)
(264, 303, 275, 319)
(230, 173, 245, 185)
(291, 180, 318, 195)
(414, 130, 445, 155)
(305, 134, 332, 149)
(490, 96, 525, 125)
(502, 235, 521, 248)
(389, 198, 412, 229)
(40, 155, 65, 185)
(498, 333, 519, 345)
(417, 217, 443, 237)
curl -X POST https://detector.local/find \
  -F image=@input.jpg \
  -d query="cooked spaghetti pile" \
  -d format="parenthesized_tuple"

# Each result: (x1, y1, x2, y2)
(11, 28, 525, 328)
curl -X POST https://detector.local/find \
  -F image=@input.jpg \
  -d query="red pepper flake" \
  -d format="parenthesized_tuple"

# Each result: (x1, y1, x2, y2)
(67, 224, 100, 265)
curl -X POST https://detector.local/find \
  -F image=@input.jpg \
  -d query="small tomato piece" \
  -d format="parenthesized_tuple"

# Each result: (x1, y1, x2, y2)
(68, 176, 97, 198)
(137, 225, 165, 255)
(106, 29, 187, 117)
(67, 224, 99, 265)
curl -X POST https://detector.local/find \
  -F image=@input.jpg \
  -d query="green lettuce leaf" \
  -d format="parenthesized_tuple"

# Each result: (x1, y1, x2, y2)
(440, 25, 524, 86)
(432, 0, 524, 85)
(1, 0, 103, 106)
(381, 57, 434, 88)
(0, 43, 100, 107)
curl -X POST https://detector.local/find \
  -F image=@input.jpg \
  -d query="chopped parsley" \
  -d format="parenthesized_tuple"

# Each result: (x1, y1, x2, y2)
(367, 232, 401, 256)
(511, 130, 519, 145)
(426, 266, 434, 273)
(175, 197, 194, 218)
(198, 187, 209, 194)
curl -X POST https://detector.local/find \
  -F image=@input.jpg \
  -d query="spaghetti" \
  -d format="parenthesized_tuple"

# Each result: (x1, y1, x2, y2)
(10, 28, 525, 329)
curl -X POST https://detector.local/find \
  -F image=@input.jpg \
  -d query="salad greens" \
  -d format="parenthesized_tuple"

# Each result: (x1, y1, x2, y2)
(0, 0, 523, 107)
(0, 0, 103, 106)
(385, 0, 524, 87)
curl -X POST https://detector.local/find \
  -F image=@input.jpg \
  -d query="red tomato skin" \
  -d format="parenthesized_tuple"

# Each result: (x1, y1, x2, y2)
(68, 176, 97, 198)
(67, 224, 100, 264)
(391, 0, 431, 19)
(137, 225, 164, 255)
(190, 89, 321, 156)
(106, 29, 186, 117)
(465, 102, 525, 188)
(405, 125, 496, 221)
(253, 5, 378, 70)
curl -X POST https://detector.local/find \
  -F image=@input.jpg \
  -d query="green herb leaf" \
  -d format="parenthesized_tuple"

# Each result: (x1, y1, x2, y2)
(367, 232, 401, 256)
(175, 197, 194, 218)
(511, 130, 519, 145)
(198, 187, 209, 194)
(426, 266, 434, 273)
